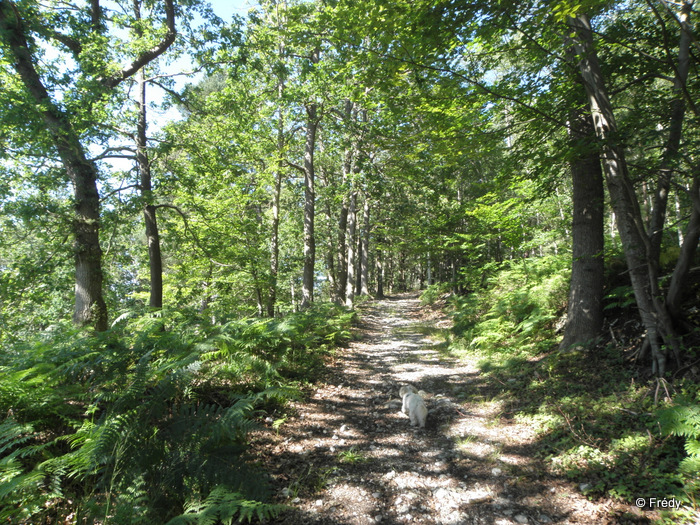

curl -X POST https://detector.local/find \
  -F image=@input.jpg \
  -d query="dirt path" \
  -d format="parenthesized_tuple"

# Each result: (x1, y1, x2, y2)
(254, 294, 626, 524)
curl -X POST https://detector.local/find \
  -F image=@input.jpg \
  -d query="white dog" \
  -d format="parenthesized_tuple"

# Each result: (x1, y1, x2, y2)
(399, 385, 427, 428)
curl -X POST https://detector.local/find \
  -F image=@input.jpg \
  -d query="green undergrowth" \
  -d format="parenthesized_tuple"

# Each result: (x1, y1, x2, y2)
(0, 303, 355, 524)
(446, 255, 699, 523)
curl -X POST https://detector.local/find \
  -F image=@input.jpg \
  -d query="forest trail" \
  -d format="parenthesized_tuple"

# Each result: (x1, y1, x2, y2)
(255, 293, 622, 525)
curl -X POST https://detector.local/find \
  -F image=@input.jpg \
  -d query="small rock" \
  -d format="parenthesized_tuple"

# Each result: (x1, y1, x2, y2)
(315, 499, 323, 506)
(374, 516, 383, 523)
(514, 514, 528, 523)
(579, 482, 592, 492)
(372, 492, 381, 498)
(538, 515, 552, 523)
(492, 468, 503, 476)
(292, 497, 300, 504)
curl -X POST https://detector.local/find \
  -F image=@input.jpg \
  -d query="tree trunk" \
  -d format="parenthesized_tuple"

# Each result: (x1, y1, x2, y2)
(0, 2, 108, 330)
(559, 108, 605, 351)
(136, 67, 163, 310)
(376, 248, 385, 299)
(268, 106, 284, 316)
(269, 166, 282, 316)
(337, 199, 349, 303)
(345, 191, 358, 308)
(648, 0, 692, 267)
(360, 195, 370, 296)
(336, 100, 356, 303)
(568, 13, 679, 374)
(268, 17, 287, 317)
(301, 101, 318, 309)
(667, 175, 700, 317)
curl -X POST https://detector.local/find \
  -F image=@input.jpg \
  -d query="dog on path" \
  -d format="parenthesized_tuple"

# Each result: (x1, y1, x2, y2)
(399, 385, 427, 428)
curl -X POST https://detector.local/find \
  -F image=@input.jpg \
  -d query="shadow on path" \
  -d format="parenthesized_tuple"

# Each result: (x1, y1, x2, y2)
(257, 294, 628, 525)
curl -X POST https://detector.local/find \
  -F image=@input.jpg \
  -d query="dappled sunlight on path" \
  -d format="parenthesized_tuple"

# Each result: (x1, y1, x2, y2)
(255, 293, 621, 525)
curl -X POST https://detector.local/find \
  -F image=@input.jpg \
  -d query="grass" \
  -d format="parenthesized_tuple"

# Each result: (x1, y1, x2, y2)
(337, 447, 369, 464)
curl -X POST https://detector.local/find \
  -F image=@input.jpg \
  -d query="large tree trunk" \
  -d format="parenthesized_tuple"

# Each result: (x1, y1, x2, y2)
(559, 108, 605, 351)
(568, 13, 679, 374)
(136, 68, 163, 310)
(0, 2, 108, 330)
(301, 101, 318, 309)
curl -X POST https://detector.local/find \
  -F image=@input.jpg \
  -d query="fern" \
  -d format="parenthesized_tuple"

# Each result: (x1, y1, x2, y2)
(657, 401, 700, 499)
(0, 419, 63, 522)
(0, 302, 353, 522)
(165, 486, 288, 525)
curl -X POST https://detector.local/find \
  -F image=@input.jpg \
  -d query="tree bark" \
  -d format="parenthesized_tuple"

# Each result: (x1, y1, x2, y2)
(135, 46, 163, 310)
(667, 175, 700, 317)
(0, 1, 108, 330)
(559, 108, 605, 351)
(268, 7, 287, 317)
(345, 191, 358, 308)
(336, 100, 356, 303)
(376, 248, 385, 299)
(648, 0, 693, 267)
(568, 13, 679, 374)
(301, 100, 318, 309)
(360, 195, 370, 296)
(337, 198, 349, 303)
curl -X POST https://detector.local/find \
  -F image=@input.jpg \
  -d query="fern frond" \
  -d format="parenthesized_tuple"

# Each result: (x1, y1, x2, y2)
(165, 486, 288, 525)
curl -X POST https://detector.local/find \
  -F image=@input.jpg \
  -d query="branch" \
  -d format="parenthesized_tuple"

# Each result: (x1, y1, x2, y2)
(284, 159, 306, 174)
(148, 79, 193, 112)
(39, 27, 82, 55)
(91, 146, 136, 161)
(100, 184, 140, 201)
(101, 0, 176, 89)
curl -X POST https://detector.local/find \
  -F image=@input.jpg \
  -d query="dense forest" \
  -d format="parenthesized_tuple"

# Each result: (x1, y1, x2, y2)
(1, 0, 699, 523)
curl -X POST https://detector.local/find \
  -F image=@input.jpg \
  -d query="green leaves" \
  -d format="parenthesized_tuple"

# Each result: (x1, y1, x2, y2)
(0, 300, 355, 522)
(167, 486, 288, 525)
